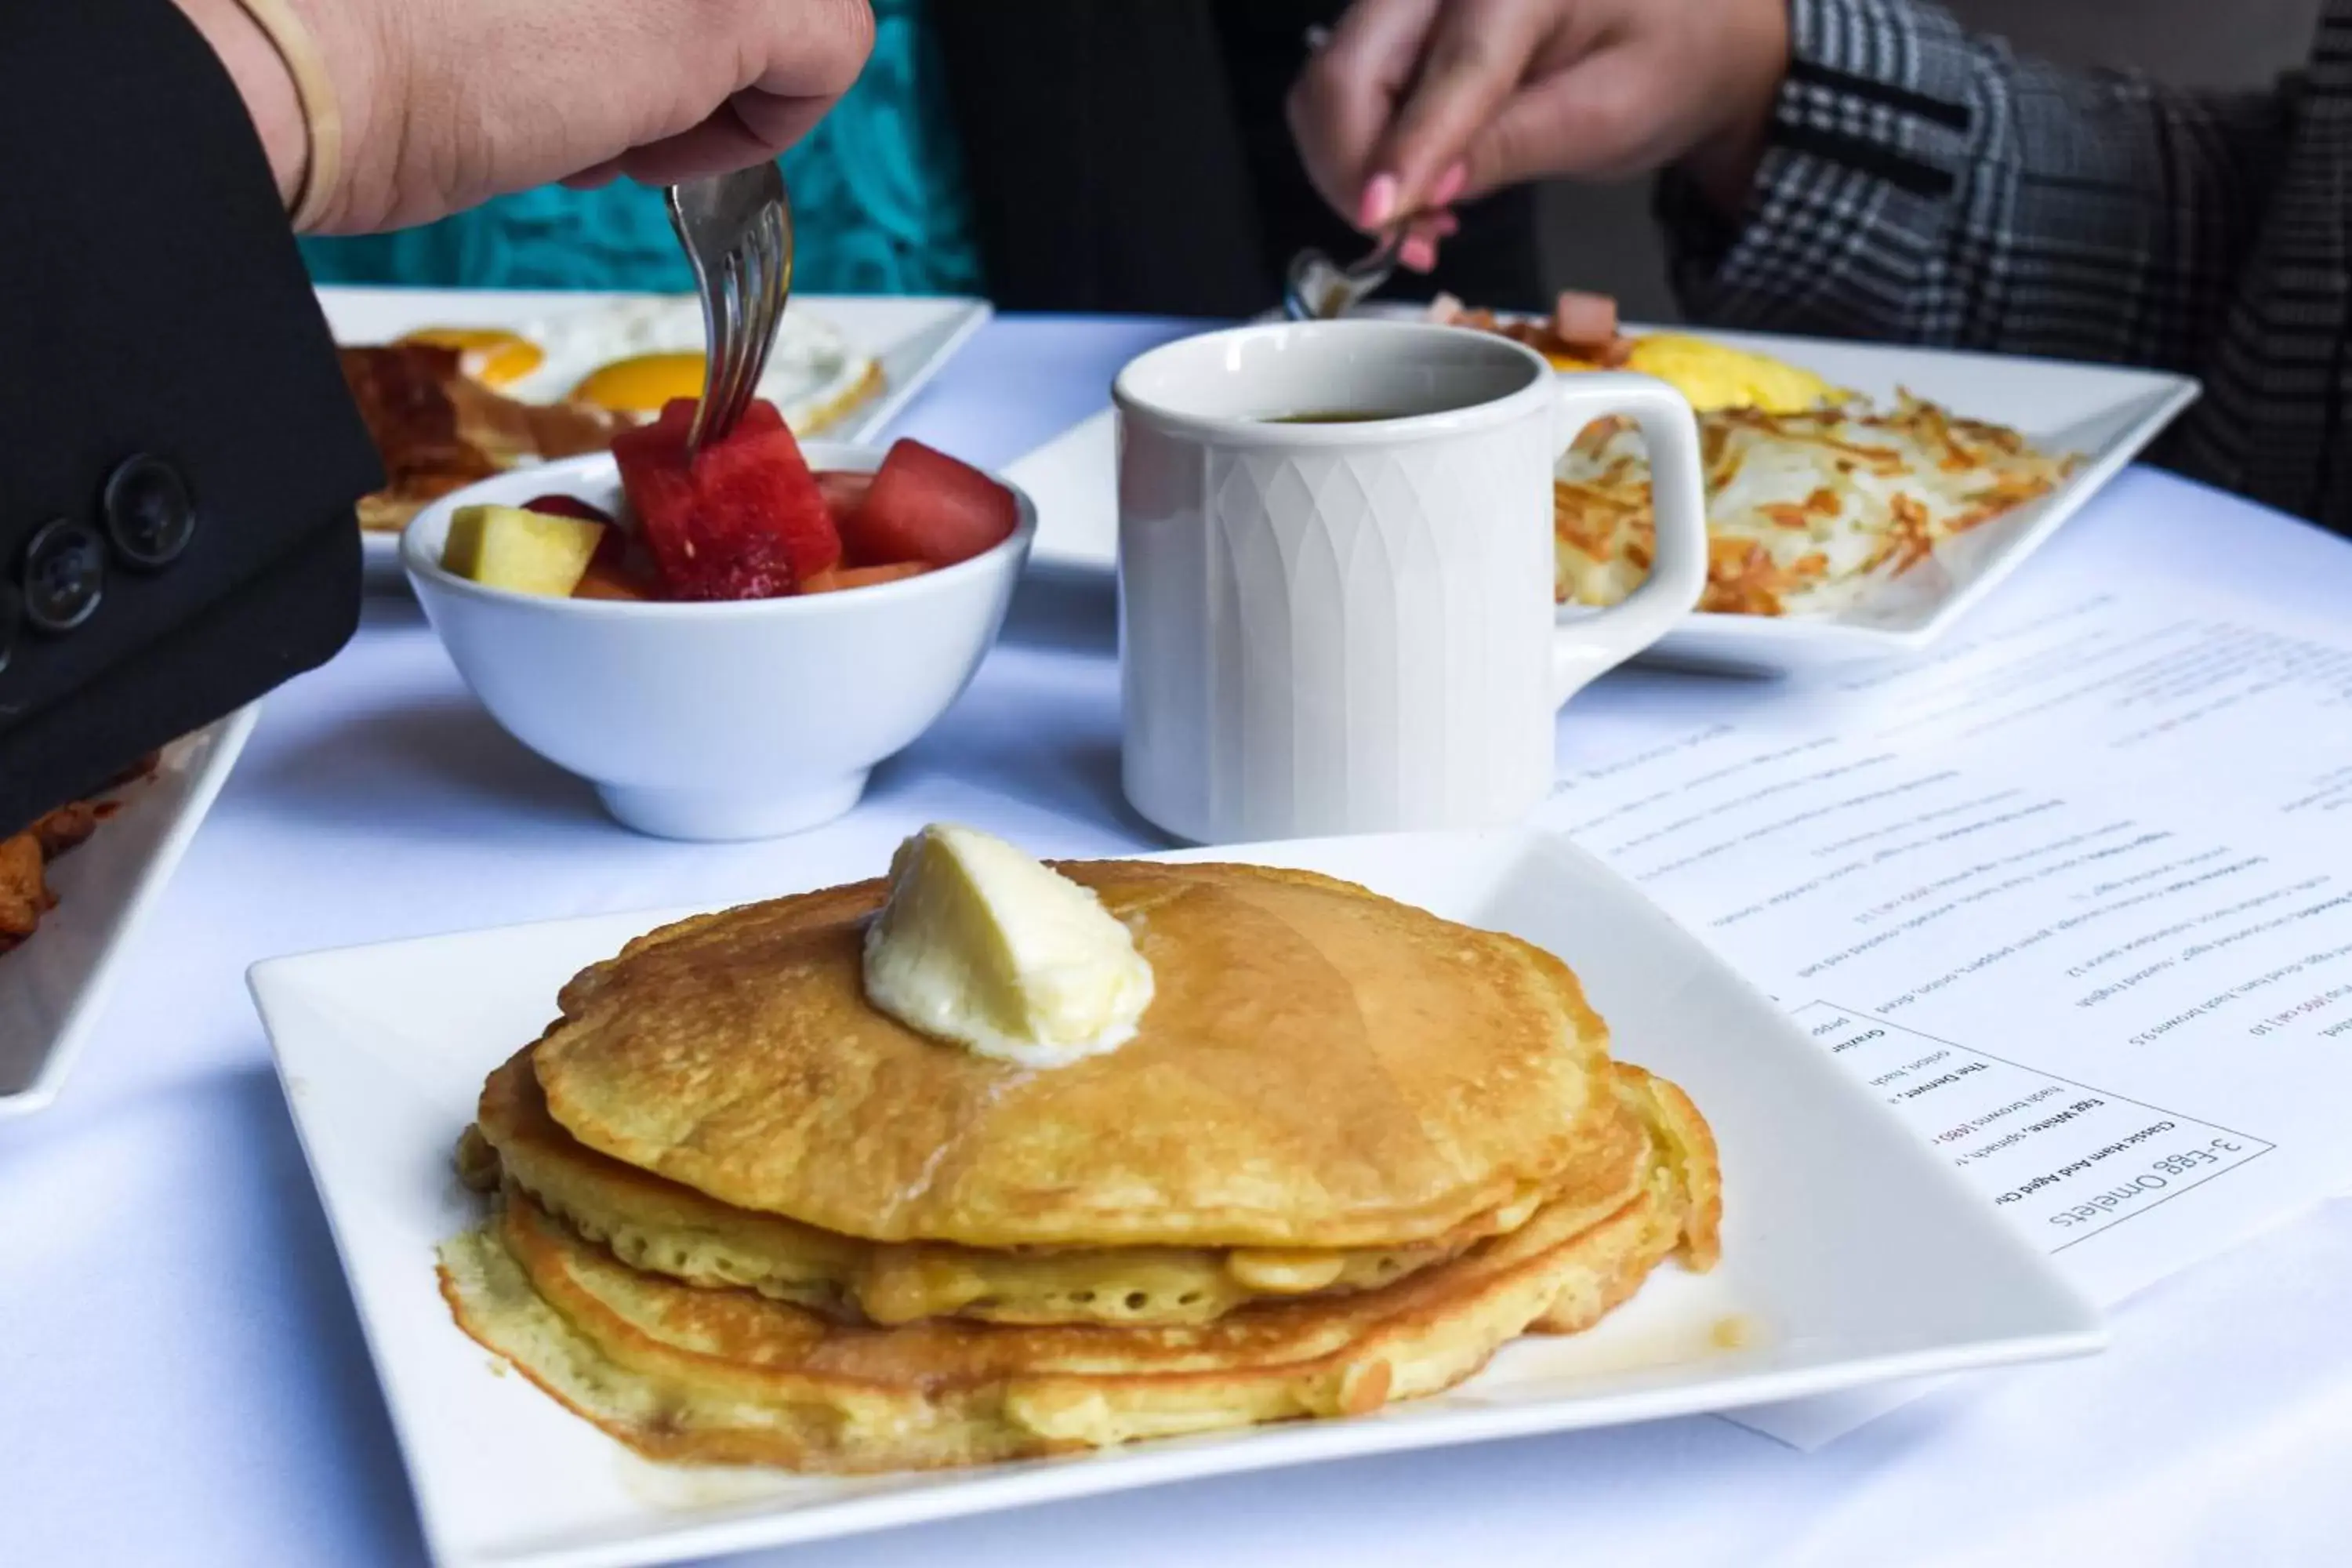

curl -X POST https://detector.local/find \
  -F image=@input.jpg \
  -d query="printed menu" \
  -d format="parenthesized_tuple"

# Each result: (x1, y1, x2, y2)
(1537, 583, 2352, 1444)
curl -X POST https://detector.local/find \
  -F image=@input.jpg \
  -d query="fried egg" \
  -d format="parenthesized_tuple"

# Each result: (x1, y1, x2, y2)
(1552, 394, 2081, 618)
(507, 297, 883, 434)
(398, 327, 546, 389)
(565, 352, 708, 416)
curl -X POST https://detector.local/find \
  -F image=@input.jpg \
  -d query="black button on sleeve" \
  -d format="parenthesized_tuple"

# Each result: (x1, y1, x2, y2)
(21, 517, 107, 633)
(103, 454, 198, 569)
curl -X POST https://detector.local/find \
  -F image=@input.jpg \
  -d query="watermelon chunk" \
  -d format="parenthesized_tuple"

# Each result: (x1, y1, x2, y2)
(731, 399, 788, 437)
(608, 398, 833, 600)
(611, 405, 703, 593)
(840, 440, 1018, 568)
(814, 470, 874, 530)
(695, 426, 840, 586)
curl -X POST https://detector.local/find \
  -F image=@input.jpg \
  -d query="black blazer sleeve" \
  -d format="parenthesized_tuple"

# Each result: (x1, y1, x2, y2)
(0, 0, 380, 833)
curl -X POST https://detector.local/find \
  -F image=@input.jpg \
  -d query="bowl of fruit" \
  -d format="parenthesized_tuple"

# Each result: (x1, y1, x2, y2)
(401, 397, 1033, 840)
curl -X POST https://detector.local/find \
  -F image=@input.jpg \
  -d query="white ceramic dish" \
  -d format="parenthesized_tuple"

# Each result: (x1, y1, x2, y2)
(401, 447, 1034, 841)
(1113, 321, 1707, 842)
(1, 705, 259, 1116)
(316, 288, 993, 592)
(250, 828, 2103, 1568)
(1008, 320, 2199, 673)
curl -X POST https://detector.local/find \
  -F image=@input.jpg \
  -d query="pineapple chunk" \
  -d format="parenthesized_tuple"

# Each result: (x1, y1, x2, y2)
(441, 505, 605, 597)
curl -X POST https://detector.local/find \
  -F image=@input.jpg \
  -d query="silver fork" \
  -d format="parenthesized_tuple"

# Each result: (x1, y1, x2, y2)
(1283, 227, 1404, 321)
(665, 162, 794, 455)
(1283, 20, 1403, 321)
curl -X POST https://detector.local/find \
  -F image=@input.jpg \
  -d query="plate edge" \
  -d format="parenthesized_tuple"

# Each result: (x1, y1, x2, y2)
(0, 702, 263, 1113)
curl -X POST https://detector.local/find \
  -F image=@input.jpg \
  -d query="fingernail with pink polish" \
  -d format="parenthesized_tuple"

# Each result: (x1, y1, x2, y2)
(1359, 172, 1399, 228)
(1400, 236, 1438, 272)
(1430, 162, 1468, 207)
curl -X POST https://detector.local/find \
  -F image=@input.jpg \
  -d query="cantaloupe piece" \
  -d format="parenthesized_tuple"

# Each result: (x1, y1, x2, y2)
(799, 561, 931, 594)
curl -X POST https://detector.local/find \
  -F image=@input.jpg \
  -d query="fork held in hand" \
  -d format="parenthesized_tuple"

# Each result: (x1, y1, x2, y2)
(1283, 227, 1404, 322)
(666, 163, 794, 456)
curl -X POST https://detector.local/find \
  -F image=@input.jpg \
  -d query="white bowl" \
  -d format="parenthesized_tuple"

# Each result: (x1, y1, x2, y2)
(401, 444, 1035, 840)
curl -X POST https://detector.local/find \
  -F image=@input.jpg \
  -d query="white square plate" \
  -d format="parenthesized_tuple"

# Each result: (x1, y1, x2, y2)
(251, 829, 2101, 1568)
(1007, 321, 2198, 673)
(314, 288, 993, 591)
(0, 705, 259, 1116)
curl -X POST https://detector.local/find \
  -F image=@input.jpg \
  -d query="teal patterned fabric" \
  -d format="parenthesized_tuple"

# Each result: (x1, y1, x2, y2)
(299, 0, 981, 295)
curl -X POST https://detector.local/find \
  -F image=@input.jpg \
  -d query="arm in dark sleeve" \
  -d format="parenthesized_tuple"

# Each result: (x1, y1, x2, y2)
(0, 0, 381, 833)
(1656, 0, 2292, 373)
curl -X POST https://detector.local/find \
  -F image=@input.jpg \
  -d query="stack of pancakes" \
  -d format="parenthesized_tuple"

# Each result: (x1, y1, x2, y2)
(441, 859, 1722, 1473)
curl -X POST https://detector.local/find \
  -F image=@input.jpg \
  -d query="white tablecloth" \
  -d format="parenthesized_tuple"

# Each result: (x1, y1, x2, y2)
(8, 316, 2352, 1568)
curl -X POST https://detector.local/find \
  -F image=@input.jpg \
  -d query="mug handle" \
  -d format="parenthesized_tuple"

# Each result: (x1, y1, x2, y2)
(1546, 372, 1709, 706)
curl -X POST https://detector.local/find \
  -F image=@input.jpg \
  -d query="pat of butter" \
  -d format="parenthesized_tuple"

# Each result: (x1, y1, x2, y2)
(862, 825, 1155, 1068)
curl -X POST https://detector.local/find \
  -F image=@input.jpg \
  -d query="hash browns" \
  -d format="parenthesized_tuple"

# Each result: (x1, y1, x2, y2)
(1553, 394, 2082, 618)
(0, 755, 160, 956)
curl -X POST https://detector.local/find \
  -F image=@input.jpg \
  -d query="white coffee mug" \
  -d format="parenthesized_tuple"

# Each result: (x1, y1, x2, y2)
(1113, 320, 1707, 844)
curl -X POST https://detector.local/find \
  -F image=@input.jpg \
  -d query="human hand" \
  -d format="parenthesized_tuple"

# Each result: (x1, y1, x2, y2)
(1287, 0, 1788, 269)
(177, 0, 874, 233)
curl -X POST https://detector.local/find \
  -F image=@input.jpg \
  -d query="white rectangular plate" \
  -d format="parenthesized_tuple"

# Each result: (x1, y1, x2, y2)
(314, 287, 993, 591)
(251, 828, 2101, 1568)
(0, 705, 259, 1116)
(1007, 321, 2198, 673)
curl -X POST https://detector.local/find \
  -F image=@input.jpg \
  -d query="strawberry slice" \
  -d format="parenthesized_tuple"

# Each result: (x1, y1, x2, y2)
(521, 493, 615, 526)
(840, 440, 1018, 568)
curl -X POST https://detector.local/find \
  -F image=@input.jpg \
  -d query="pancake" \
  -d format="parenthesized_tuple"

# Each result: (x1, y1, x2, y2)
(529, 862, 1624, 1250)
(474, 1049, 1646, 1326)
(439, 1066, 1719, 1472)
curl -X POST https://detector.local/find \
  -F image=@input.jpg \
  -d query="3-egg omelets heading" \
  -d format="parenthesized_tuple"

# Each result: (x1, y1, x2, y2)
(439, 856, 1722, 1473)
(1432, 298, 2082, 618)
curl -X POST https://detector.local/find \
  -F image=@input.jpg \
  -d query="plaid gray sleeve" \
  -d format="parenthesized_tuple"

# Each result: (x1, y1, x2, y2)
(1657, 0, 2291, 373)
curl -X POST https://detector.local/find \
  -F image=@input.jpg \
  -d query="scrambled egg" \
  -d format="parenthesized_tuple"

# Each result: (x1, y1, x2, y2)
(1429, 296, 1840, 412)
(1617, 334, 1845, 415)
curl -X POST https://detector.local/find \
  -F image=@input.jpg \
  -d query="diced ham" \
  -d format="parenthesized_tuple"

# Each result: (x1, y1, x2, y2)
(1553, 290, 1620, 351)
